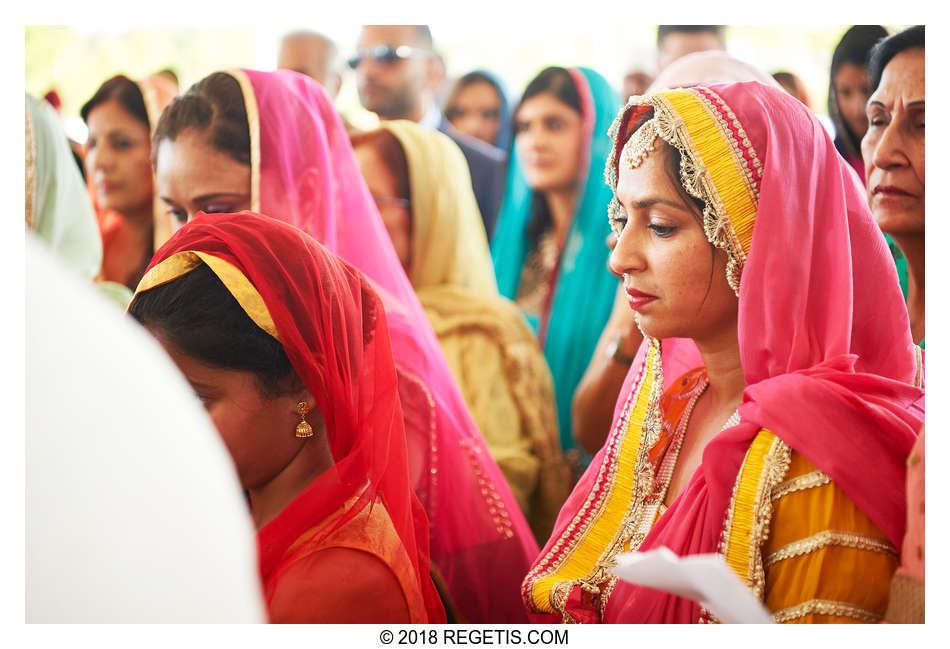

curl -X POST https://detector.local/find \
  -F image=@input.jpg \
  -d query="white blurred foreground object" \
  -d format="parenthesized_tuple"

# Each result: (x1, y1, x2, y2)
(611, 547, 774, 624)
(26, 236, 266, 623)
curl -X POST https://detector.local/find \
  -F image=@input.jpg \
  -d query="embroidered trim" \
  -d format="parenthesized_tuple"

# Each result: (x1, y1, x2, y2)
(719, 431, 791, 599)
(521, 339, 663, 618)
(770, 470, 831, 501)
(228, 69, 261, 213)
(606, 88, 761, 296)
(773, 599, 884, 623)
(764, 530, 898, 568)
(25, 99, 36, 229)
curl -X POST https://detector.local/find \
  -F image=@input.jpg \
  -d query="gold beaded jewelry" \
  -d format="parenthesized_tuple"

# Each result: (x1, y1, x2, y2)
(295, 401, 314, 438)
(621, 118, 659, 169)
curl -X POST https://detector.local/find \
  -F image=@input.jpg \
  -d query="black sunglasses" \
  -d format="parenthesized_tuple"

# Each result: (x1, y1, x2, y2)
(347, 45, 429, 69)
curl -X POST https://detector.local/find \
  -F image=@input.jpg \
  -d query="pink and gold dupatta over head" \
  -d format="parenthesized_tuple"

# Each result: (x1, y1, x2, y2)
(523, 81, 923, 623)
(221, 68, 539, 622)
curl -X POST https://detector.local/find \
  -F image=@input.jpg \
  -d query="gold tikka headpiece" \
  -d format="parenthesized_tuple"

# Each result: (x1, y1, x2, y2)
(621, 118, 659, 169)
(605, 89, 762, 296)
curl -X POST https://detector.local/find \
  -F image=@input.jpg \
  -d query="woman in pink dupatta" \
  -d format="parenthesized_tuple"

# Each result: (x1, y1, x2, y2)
(522, 81, 923, 623)
(152, 69, 538, 623)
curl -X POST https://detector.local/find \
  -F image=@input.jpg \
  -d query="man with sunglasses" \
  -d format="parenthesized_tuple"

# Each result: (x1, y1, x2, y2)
(352, 25, 505, 237)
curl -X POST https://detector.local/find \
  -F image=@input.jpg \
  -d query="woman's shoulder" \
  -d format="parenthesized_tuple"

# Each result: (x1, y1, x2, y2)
(268, 545, 411, 623)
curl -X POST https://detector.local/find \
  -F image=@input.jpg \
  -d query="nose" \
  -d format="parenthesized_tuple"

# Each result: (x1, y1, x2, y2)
(869, 118, 909, 171)
(607, 222, 646, 279)
(89, 143, 115, 175)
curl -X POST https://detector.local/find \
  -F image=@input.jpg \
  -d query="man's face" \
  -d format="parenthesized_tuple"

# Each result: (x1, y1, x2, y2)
(355, 26, 434, 120)
(278, 35, 336, 94)
(658, 31, 723, 71)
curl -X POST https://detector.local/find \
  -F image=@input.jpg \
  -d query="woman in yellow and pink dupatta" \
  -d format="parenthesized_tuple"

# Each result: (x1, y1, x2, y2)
(151, 69, 538, 623)
(522, 81, 923, 623)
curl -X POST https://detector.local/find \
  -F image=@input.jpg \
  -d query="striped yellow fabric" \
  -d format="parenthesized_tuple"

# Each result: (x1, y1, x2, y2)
(660, 89, 757, 257)
(722, 430, 777, 584)
(763, 451, 897, 623)
(529, 343, 660, 613)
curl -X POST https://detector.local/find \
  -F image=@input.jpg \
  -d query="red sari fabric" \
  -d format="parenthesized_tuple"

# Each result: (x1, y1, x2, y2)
(224, 68, 538, 622)
(527, 82, 923, 623)
(143, 211, 445, 623)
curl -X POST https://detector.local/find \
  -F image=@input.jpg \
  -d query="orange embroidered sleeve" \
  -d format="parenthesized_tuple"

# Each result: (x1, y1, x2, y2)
(763, 452, 898, 623)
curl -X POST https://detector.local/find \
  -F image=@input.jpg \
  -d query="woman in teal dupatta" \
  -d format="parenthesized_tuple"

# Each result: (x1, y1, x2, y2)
(491, 67, 619, 476)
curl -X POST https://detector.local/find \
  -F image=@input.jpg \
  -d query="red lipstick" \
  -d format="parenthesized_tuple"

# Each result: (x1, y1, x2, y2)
(625, 286, 657, 311)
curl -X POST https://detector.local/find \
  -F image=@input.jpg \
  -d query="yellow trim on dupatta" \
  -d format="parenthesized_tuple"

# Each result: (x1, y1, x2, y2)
(719, 429, 792, 599)
(227, 69, 261, 213)
(133, 250, 279, 341)
(611, 87, 762, 294)
(523, 341, 662, 618)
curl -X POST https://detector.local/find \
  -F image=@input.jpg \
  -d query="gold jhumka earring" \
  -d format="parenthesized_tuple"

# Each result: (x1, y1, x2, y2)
(295, 401, 314, 438)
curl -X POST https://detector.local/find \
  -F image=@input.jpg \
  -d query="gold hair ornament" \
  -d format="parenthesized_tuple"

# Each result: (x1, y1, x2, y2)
(621, 118, 659, 169)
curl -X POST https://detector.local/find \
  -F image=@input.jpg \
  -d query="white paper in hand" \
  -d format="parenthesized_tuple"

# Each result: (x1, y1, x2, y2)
(611, 547, 774, 623)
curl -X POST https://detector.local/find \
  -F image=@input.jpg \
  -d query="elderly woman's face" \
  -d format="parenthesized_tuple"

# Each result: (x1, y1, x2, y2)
(861, 48, 925, 236)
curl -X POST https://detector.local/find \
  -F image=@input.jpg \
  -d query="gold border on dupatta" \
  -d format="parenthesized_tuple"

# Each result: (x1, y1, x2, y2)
(607, 88, 762, 296)
(133, 250, 279, 340)
(718, 430, 791, 601)
(25, 98, 36, 229)
(227, 69, 261, 213)
(137, 80, 175, 252)
(522, 339, 665, 621)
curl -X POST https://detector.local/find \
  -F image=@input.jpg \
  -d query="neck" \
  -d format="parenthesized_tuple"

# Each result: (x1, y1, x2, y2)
(693, 319, 745, 413)
(544, 186, 579, 248)
(247, 427, 334, 530)
(892, 232, 925, 344)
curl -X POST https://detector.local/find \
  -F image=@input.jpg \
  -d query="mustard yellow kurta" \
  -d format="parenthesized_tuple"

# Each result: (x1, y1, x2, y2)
(379, 120, 569, 541)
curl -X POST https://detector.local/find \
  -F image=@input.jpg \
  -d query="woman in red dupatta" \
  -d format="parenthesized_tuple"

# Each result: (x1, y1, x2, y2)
(129, 211, 444, 623)
(522, 81, 924, 623)
(151, 69, 538, 622)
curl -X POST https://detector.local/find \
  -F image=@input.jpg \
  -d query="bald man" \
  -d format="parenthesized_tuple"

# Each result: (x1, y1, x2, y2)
(278, 30, 342, 98)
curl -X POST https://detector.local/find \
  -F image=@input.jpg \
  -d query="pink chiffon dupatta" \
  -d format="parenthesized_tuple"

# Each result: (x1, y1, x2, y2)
(231, 69, 539, 622)
(527, 82, 922, 624)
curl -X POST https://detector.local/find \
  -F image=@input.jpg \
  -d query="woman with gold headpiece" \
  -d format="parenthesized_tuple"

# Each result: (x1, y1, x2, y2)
(82, 74, 177, 291)
(350, 120, 569, 542)
(522, 81, 923, 623)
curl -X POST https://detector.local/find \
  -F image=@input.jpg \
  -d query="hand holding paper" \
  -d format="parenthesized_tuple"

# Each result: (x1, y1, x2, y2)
(610, 547, 774, 623)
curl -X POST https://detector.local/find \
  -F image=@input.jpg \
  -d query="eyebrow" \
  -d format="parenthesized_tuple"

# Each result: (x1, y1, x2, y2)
(192, 192, 250, 203)
(868, 99, 925, 108)
(186, 378, 219, 393)
(624, 197, 691, 211)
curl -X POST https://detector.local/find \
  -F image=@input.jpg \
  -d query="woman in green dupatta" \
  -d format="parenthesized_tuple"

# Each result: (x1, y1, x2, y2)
(491, 67, 619, 477)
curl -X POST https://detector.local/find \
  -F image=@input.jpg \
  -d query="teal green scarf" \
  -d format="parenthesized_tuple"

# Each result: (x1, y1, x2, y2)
(491, 67, 620, 453)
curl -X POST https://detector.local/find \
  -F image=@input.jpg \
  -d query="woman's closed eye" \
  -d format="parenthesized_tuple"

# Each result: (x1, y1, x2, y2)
(202, 203, 234, 214)
(647, 222, 676, 238)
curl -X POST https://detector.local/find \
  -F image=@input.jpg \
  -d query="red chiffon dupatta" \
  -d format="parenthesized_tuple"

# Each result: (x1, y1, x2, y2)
(223, 68, 539, 622)
(140, 211, 445, 623)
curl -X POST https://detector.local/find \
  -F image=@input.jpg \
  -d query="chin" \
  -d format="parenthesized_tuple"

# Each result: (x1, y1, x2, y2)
(873, 208, 926, 237)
